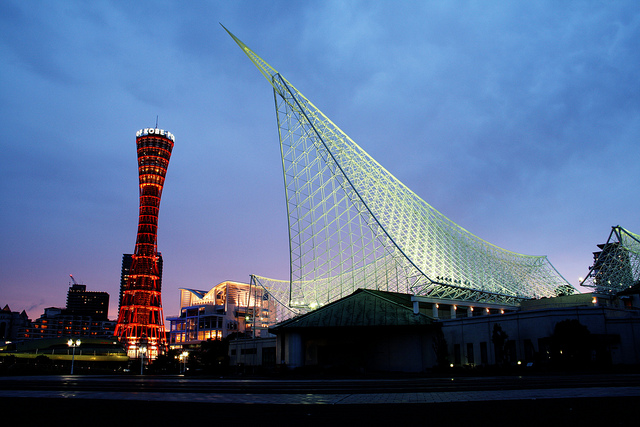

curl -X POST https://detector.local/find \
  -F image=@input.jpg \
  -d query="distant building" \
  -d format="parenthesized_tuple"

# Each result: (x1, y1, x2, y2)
(66, 283, 109, 320)
(264, 288, 640, 373)
(0, 305, 30, 343)
(19, 281, 114, 340)
(229, 336, 277, 368)
(119, 254, 132, 311)
(119, 253, 163, 311)
(21, 307, 116, 339)
(269, 289, 437, 372)
(167, 281, 276, 350)
(440, 290, 640, 367)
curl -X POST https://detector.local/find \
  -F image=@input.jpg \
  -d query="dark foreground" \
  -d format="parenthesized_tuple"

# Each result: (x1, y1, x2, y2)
(5, 396, 638, 426)
(2, 374, 639, 425)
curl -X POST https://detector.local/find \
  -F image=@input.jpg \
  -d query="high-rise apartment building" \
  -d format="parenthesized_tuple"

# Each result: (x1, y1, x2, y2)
(66, 283, 109, 320)
(118, 253, 162, 311)
(20, 281, 114, 340)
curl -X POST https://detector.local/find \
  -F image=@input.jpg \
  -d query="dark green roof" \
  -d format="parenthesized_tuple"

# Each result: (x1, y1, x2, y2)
(271, 289, 433, 330)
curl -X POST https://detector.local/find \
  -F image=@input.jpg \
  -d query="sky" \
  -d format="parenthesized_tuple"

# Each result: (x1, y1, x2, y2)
(1, 1, 639, 321)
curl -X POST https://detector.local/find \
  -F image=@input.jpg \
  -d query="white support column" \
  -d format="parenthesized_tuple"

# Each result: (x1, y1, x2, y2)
(467, 307, 473, 318)
(451, 305, 457, 319)
(432, 303, 439, 319)
(413, 300, 420, 315)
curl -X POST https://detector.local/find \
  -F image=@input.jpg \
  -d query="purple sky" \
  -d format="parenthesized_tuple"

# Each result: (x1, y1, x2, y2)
(1, 1, 639, 321)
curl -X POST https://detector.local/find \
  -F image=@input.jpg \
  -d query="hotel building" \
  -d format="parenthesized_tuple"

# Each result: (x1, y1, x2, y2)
(167, 281, 276, 349)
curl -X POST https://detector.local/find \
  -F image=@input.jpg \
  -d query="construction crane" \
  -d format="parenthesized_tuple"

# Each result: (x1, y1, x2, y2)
(69, 274, 81, 286)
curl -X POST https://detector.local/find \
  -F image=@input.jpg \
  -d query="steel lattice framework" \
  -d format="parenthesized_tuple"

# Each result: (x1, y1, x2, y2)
(115, 127, 175, 358)
(225, 27, 572, 317)
(581, 226, 640, 294)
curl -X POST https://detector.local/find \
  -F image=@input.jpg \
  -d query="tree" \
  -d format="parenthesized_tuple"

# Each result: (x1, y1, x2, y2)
(150, 348, 181, 374)
(551, 319, 591, 368)
(555, 285, 576, 297)
(0, 355, 17, 374)
(192, 338, 230, 375)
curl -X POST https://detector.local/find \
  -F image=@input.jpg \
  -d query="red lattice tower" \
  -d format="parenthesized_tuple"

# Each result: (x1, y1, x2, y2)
(115, 127, 175, 358)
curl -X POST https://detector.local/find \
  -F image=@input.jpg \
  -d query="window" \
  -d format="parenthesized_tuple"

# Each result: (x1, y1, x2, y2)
(480, 342, 488, 365)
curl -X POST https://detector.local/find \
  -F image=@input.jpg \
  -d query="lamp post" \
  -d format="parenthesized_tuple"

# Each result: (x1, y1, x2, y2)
(67, 339, 81, 375)
(139, 344, 147, 375)
(181, 351, 188, 374)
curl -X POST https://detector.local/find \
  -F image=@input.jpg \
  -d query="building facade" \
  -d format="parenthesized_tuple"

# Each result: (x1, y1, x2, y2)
(266, 289, 640, 373)
(115, 127, 175, 359)
(167, 281, 276, 350)
(229, 337, 277, 368)
(21, 307, 116, 339)
(119, 253, 163, 312)
(66, 283, 109, 321)
(19, 281, 115, 340)
(441, 291, 640, 368)
(0, 305, 30, 343)
(269, 289, 438, 372)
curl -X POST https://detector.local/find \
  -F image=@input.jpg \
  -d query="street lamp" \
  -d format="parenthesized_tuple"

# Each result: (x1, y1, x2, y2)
(180, 351, 189, 374)
(139, 344, 147, 375)
(67, 339, 81, 375)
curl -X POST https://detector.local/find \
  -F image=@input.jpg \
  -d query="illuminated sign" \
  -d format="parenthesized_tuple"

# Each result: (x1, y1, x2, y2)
(136, 128, 175, 141)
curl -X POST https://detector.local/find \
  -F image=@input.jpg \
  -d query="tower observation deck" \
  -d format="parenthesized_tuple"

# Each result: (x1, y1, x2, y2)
(223, 26, 574, 321)
(115, 127, 175, 358)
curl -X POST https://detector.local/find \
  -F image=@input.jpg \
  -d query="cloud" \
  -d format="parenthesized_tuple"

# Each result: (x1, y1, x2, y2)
(1, 0, 639, 318)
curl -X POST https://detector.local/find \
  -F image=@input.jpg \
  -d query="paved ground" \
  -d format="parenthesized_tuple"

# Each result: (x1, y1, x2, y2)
(2, 383, 640, 403)
(2, 374, 639, 425)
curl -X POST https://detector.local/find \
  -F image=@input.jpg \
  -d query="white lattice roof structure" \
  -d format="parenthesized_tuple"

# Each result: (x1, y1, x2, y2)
(581, 226, 640, 294)
(224, 26, 574, 319)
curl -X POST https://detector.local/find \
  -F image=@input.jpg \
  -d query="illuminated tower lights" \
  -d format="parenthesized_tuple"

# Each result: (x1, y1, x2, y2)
(115, 127, 175, 359)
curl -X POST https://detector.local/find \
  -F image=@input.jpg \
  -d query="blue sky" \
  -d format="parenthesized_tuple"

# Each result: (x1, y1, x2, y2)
(1, 1, 639, 320)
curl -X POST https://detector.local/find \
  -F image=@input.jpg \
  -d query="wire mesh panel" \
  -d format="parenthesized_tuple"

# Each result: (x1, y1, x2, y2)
(225, 26, 572, 316)
(581, 226, 640, 294)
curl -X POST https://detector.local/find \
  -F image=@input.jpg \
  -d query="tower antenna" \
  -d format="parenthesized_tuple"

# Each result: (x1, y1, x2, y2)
(155, 115, 159, 129)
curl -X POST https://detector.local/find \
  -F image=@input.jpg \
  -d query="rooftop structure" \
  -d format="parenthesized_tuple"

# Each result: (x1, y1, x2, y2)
(223, 26, 573, 319)
(581, 226, 640, 294)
